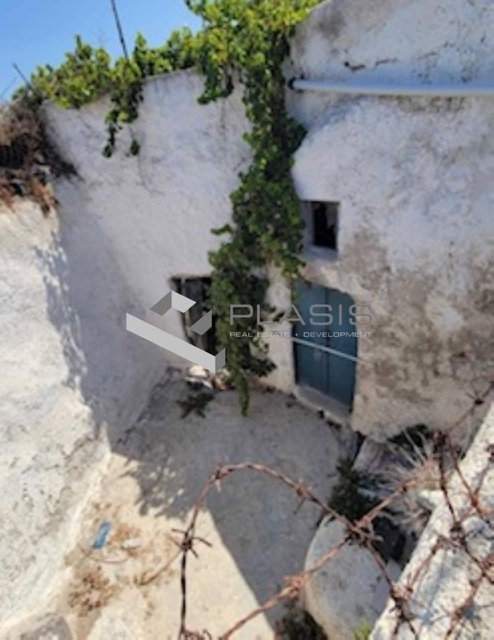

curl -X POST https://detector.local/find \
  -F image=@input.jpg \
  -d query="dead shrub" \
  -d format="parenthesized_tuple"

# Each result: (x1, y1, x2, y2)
(375, 426, 444, 536)
(0, 100, 75, 214)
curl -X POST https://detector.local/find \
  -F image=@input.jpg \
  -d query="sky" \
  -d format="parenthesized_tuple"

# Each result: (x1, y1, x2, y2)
(0, 0, 201, 99)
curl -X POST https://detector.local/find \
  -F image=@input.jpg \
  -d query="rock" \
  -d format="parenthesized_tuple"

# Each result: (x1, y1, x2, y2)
(304, 518, 400, 640)
(212, 368, 232, 391)
(185, 365, 213, 389)
(186, 365, 209, 380)
(417, 489, 442, 512)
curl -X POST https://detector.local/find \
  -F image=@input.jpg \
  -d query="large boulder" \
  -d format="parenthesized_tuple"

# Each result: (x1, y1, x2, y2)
(304, 518, 401, 639)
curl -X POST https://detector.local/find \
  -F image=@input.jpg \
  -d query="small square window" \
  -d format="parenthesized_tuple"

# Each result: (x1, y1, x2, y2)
(310, 201, 339, 250)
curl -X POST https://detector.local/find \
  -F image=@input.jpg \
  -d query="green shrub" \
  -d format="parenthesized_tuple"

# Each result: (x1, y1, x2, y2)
(328, 458, 378, 524)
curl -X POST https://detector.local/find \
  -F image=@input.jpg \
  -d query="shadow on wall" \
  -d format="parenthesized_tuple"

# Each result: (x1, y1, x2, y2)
(35, 178, 165, 441)
(36, 169, 494, 635)
(36, 165, 494, 636)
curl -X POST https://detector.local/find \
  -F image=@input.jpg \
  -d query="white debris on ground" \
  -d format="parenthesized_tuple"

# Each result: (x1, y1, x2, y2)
(185, 364, 233, 391)
(184, 364, 214, 389)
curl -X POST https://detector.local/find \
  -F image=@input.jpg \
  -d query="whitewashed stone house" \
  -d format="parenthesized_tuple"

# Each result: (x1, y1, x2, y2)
(267, 0, 494, 436)
(1, 0, 493, 625)
(43, 0, 493, 440)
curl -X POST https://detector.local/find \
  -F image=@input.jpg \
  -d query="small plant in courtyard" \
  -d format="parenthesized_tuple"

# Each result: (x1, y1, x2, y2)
(177, 391, 215, 418)
(275, 601, 327, 639)
(328, 457, 379, 524)
(375, 425, 444, 535)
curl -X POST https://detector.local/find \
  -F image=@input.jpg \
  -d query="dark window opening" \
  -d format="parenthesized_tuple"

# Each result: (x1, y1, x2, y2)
(310, 201, 339, 250)
(172, 277, 217, 353)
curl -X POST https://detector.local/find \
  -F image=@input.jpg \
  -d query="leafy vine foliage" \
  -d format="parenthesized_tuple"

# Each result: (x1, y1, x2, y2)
(190, 0, 318, 413)
(19, 0, 318, 413)
(20, 31, 198, 156)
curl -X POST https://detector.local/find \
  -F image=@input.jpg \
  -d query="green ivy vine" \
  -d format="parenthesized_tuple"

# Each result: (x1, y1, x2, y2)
(18, 0, 318, 414)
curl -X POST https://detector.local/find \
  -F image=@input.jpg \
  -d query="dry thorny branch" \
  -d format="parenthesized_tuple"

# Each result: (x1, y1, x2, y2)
(0, 99, 75, 213)
(173, 382, 493, 640)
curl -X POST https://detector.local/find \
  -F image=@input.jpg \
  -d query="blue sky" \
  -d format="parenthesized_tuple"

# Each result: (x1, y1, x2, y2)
(0, 0, 201, 99)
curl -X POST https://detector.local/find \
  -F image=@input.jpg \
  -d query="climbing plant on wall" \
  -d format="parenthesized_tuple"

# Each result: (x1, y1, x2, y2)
(188, 0, 318, 413)
(16, 0, 318, 413)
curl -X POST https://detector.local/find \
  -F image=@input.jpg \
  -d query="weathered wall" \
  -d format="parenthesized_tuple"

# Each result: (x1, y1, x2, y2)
(0, 70, 250, 628)
(268, 0, 494, 436)
(42, 13, 494, 443)
(289, 0, 494, 129)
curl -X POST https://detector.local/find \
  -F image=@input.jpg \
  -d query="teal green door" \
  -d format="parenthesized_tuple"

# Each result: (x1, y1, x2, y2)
(294, 283, 357, 408)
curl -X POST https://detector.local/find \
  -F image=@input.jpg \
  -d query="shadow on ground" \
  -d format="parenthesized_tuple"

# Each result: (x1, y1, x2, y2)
(69, 377, 349, 638)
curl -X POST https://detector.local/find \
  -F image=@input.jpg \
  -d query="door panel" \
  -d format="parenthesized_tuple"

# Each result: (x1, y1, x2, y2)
(294, 283, 357, 409)
(294, 283, 328, 394)
(326, 289, 357, 407)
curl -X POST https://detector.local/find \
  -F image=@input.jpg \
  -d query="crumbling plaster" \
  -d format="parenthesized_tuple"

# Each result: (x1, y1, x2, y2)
(2, 0, 494, 625)
(269, 0, 494, 436)
(288, 0, 494, 128)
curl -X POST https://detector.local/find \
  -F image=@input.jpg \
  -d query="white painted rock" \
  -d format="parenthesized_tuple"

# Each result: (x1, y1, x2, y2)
(304, 518, 400, 640)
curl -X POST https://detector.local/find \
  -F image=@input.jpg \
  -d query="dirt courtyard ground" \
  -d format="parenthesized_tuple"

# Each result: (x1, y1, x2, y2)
(8, 378, 353, 640)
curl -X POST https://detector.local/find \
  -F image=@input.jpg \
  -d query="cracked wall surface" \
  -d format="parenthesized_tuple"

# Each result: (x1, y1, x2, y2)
(1, 3, 493, 627)
(288, 0, 494, 129)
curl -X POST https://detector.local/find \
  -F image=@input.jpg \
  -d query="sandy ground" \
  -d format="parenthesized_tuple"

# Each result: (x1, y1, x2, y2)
(9, 379, 352, 640)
